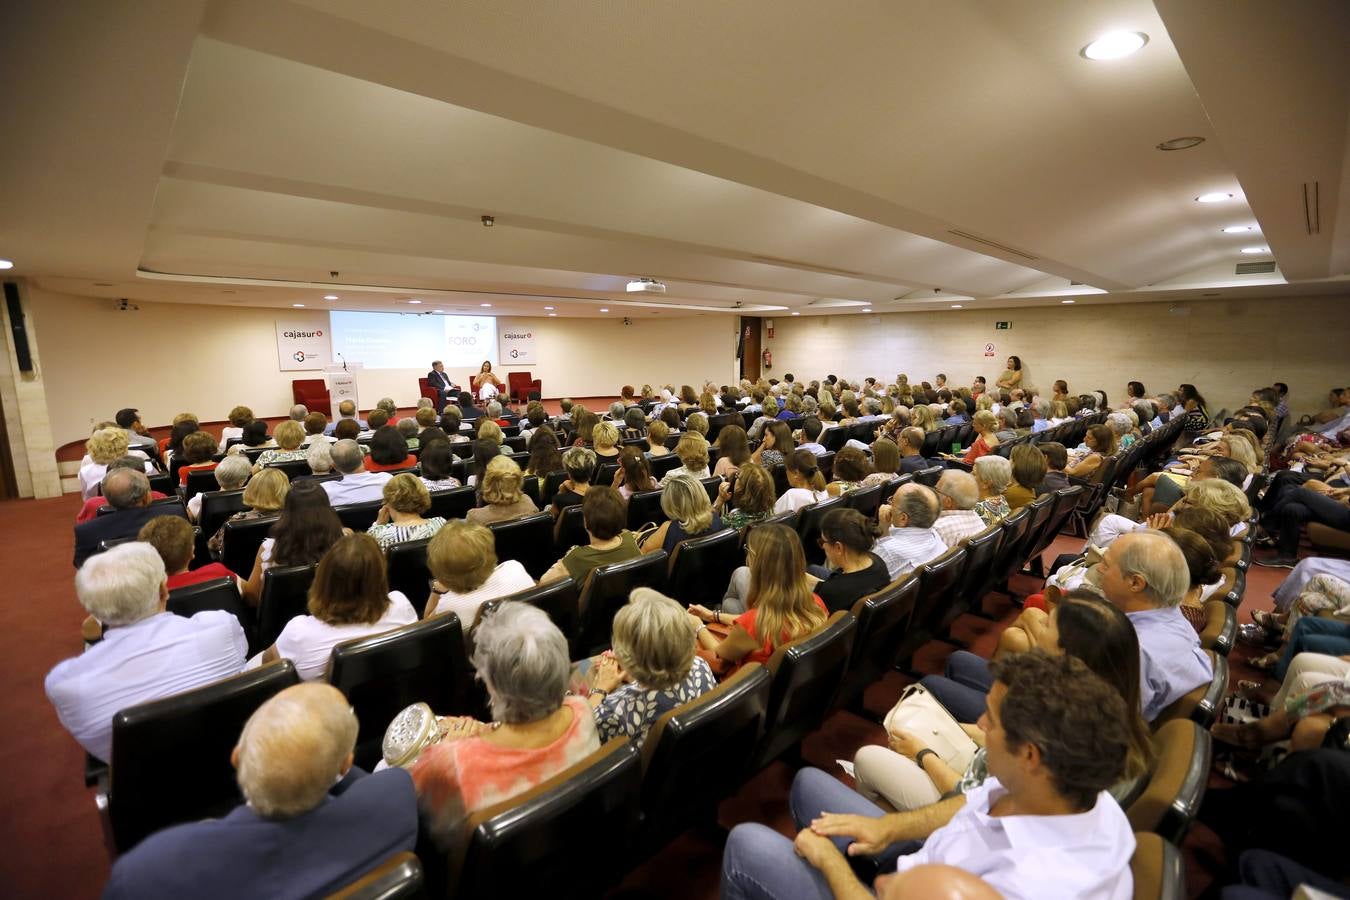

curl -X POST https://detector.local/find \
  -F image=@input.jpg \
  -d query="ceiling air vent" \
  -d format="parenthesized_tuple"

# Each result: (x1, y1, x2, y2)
(947, 230, 1039, 261)
(1235, 261, 1276, 275)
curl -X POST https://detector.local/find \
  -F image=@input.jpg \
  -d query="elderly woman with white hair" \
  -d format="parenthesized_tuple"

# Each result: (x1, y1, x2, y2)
(971, 455, 1012, 525)
(188, 453, 251, 522)
(585, 588, 717, 745)
(394, 602, 600, 842)
(306, 439, 334, 475)
(1106, 411, 1137, 451)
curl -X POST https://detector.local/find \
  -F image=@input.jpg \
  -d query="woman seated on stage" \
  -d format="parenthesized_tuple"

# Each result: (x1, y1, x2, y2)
(472, 360, 504, 401)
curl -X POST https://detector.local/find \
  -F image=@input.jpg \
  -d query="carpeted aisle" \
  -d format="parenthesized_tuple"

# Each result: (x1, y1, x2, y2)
(0, 493, 111, 899)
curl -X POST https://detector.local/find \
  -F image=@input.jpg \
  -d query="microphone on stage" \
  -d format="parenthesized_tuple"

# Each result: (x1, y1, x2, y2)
(338, 352, 348, 372)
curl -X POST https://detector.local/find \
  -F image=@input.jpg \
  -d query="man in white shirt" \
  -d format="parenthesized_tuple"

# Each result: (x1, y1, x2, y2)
(931, 471, 987, 547)
(720, 652, 1136, 900)
(874, 483, 949, 580)
(45, 543, 248, 762)
(321, 440, 392, 506)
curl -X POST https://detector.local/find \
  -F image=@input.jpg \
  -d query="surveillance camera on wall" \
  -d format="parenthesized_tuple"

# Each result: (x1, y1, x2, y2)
(623, 317, 632, 326)
(114, 298, 139, 311)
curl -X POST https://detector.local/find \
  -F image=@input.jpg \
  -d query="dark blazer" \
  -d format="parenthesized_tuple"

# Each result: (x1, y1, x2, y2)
(899, 454, 939, 474)
(427, 369, 455, 392)
(73, 504, 189, 568)
(102, 768, 418, 900)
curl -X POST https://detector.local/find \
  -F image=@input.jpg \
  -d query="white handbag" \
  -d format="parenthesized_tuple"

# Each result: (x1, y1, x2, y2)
(883, 683, 979, 771)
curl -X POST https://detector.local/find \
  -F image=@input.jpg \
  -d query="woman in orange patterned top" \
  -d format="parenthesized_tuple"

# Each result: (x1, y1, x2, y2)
(405, 603, 599, 843)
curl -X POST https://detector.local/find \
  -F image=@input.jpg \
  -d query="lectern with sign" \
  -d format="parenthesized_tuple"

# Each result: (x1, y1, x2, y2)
(324, 363, 362, 422)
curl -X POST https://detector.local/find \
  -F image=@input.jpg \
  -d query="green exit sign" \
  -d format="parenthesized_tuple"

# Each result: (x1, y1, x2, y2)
(995, 321, 1011, 330)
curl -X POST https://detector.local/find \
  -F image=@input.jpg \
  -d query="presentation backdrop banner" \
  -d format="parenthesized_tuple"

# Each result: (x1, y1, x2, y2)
(276, 317, 332, 371)
(499, 325, 538, 364)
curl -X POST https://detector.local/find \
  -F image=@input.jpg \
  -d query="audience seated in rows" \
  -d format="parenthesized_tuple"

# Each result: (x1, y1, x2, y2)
(207, 467, 288, 556)
(874, 483, 948, 581)
(424, 521, 535, 629)
(321, 440, 391, 506)
(73, 469, 188, 568)
(242, 480, 346, 605)
(641, 474, 725, 556)
(74, 455, 168, 524)
(543, 486, 640, 584)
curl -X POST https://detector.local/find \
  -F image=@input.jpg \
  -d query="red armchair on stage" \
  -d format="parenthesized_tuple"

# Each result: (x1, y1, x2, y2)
(508, 372, 541, 404)
(418, 378, 441, 406)
(292, 378, 330, 410)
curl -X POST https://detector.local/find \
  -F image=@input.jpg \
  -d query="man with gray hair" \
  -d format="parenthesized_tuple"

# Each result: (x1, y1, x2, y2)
(897, 426, 938, 474)
(103, 683, 417, 899)
(46, 543, 247, 761)
(323, 399, 367, 435)
(1099, 530, 1213, 721)
(73, 468, 188, 567)
(874, 483, 948, 580)
(188, 454, 251, 523)
(288, 404, 308, 421)
(320, 439, 391, 506)
(932, 471, 986, 547)
(1031, 397, 1052, 433)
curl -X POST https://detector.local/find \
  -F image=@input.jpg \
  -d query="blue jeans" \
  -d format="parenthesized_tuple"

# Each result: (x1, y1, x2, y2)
(919, 650, 993, 723)
(1275, 617, 1350, 681)
(1221, 849, 1350, 900)
(721, 768, 917, 900)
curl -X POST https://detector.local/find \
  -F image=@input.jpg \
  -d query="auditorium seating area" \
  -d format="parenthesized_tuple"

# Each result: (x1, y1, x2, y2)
(19, 371, 1349, 900)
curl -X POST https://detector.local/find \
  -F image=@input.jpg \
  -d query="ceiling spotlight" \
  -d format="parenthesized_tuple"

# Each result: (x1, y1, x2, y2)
(1241, 246, 1271, 255)
(862, 308, 873, 313)
(599, 308, 609, 313)
(479, 303, 492, 307)
(626, 278, 666, 294)
(791, 312, 801, 316)
(543, 306, 555, 310)
(292, 303, 305, 308)
(950, 304, 963, 309)
(0, 259, 14, 270)
(481, 215, 495, 227)
(1061, 299, 1076, 304)
(548, 313, 557, 317)
(407, 299, 422, 304)
(1195, 192, 1232, 203)
(1081, 31, 1149, 60)
(1156, 136, 1205, 151)
(323, 294, 338, 300)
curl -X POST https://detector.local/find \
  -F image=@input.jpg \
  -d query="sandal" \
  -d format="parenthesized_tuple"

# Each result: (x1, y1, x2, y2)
(1250, 610, 1282, 631)
(1235, 680, 1266, 702)
(1248, 652, 1280, 674)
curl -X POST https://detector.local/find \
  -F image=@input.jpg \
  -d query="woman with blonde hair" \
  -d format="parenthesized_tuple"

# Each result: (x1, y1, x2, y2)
(467, 455, 540, 524)
(78, 427, 151, 499)
(945, 410, 1000, 465)
(699, 391, 718, 416)
(423, 520, 535, 626)
(475, 419, 506, 450)
(366, 473, 448, 550)
(208, 467, 289, 555)
(658, 432, 711, 485)
(586, 588, 717, 744)
(685, 413, 710, 438)
(909, 403, 939, 434)
(863, 438, 901, 487)
(646, 420, 672, 459)
(253, 420, 308, 471)
(641, 474, 725, 555)
(687, 524, 827, 673)
(592, 421, 621, 460)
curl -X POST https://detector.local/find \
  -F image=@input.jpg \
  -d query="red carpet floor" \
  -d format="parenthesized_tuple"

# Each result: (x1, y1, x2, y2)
(0, 489, 1281, 899)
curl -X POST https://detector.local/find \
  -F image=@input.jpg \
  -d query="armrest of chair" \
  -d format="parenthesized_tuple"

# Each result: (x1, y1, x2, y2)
(1200, 600, 1235, 656)
(943, 460, 972, 472)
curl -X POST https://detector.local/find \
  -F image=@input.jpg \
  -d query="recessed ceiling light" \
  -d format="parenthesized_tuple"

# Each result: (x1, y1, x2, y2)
(1061, 299, 1076, 304)
(1241, 246, 1271, 255)
(292, 303, 305, 308)
(791, 312, 801, 316)
(1195, 192, 1232, 203)
(548, 312, 557, 317)
(599, 308, 609, 313)
(323, 294, 339, 300)
(0, 259, 13, 270)
(544, 306, 555, 310)
(479, 303, 491, 307)
(1081, 31, 1149, 60)
(407, 299, 422, 304)
(862, 308, 873, 313)
(1222, 225, 1254, 233)
(1156, 136, 1205, 151)
(950, 304, 963, 309)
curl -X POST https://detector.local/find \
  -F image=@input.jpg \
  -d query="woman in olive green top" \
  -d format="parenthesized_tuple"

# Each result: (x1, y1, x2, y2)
(540, 486, 640, 584)
(994, 355, 1023, 391)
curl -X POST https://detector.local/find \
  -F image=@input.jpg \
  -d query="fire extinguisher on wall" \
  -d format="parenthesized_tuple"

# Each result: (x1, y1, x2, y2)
(762, 348, 772, 370)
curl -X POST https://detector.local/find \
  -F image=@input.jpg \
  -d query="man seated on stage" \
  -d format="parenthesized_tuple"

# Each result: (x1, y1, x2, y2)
(426, 360, 458, 411)
(323, 400, 367, 436)
(102, 683, 417, 899)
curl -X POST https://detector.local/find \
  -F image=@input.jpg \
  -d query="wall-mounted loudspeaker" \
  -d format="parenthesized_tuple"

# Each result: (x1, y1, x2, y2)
(3, 282, 33, 374)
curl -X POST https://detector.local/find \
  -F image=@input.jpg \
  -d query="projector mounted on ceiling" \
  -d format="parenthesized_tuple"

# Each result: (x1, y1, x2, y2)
(626, 278, 667, 294)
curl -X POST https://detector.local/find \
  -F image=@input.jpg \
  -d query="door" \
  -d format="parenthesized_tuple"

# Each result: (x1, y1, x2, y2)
(740, 317, 761, 382)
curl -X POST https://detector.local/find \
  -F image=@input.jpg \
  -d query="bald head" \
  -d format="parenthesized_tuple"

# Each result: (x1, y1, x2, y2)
(881, 865, 1003, 900)
(330, 439, 365, 474)
(103, 467, 151, 509)
(892, 483, 940, 529)
(233, 683, 358, 820)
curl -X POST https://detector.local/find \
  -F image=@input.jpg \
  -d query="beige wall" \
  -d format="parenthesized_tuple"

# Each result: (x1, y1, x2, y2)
(25, 288, 739, 450)
(0, 286, 61, 497)
(763, 294, 1348, 419)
